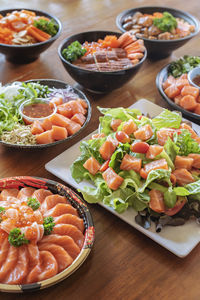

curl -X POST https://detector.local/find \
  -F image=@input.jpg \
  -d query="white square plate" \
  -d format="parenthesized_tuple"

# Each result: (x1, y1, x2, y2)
(45, 99, 200, 257)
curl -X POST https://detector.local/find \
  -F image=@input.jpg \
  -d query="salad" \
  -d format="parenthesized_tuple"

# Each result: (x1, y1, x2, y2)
(71, 107, 200, 232)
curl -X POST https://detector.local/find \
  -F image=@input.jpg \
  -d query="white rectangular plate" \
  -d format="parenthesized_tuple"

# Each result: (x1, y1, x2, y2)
(45, 99, 200, 257)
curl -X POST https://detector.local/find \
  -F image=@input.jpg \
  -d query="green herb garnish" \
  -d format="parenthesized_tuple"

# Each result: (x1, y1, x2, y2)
(168, 55, 200, 77)
(43, 216, 55, 235)
(153, 12, 177, 33)
(34, 18, 59, 36)
(62, 41, 87, 63)
(27, 197, 40, 211)
(173, 129, 200, 156)
(8, 228, 29, 247)
(0, 207, 5, 214)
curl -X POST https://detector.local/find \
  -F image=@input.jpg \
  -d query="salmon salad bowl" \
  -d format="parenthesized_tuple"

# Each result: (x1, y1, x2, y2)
(0, 176, 94, 293)
(0, 79, 91, 149)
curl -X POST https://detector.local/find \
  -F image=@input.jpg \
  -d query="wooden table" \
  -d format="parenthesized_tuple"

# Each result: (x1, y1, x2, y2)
(1, 0, 200, 299)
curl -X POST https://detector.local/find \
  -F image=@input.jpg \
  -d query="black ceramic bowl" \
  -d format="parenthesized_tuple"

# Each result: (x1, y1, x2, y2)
(0, 79, 91, 149)
(116, 6, 200, 59)
(156, 64, 200, 123)
(0, 8, 62, 63)
(58, 30, 147, 93)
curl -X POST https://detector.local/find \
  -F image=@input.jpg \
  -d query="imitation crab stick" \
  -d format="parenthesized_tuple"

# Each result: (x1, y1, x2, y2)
(27, 25, 51, 42)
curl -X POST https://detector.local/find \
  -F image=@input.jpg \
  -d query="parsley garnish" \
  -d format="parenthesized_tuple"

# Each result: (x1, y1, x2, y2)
(62, 41, 87, 63)
(153, 12, 177, 33)
(27, 197, 40, 211)
(43, 216, 55, 235)
(8, 228, 29, 247)
(34, 18, 59, 36)
(0, 207, 5, 214)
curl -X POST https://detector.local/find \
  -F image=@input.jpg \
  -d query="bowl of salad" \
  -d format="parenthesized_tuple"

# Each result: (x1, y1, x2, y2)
(116, 6, 199, 59)
(156, 55, 200, 121)
(0, 8, 62, 63)
(0, 79, 91, 149)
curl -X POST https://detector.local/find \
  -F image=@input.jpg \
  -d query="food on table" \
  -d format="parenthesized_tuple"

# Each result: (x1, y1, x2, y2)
(0, 9, 59, 45)
(0, 187, 85, 284)
(62, 32, 145, 71)
(168, 55, 200, 78)
(0, 82, 88, 145)
(192, 74, 200, 87)
(71, 107, 200, 232)
(122, 11, 195, 40)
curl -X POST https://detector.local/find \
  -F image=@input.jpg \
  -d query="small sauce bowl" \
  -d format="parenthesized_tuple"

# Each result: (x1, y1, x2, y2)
(188, 66, 200, 89)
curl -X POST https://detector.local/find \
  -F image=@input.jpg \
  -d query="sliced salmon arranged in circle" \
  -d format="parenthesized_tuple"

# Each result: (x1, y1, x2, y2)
(39, 234, 80, 260)
(0, 188, 19, 201)
(157, 128, 175, 146)
(0, 238, 9, 266)
(188, 154, 200, 168)
(146, 145, 163, 159)
(32, 189, 53, 204)
(53, 224, 85, 249)
(83, 157, 101, 175)
(0, 245, 18, 281)
(120, 154, 142, 172)
(27, 243, 40, 269)
(172, 168, 195, 186)
(38, 243, 73, 272)
(102, 167, 124, 190)
(43, 203, 79, 218)
(174, 155, 194, 170)
(144, 158, 168, 174)
(40, 194, 68, 213)
(17, 187, 36, 201)
(54, 214, 85, 233)
(134, 124, 153, 141)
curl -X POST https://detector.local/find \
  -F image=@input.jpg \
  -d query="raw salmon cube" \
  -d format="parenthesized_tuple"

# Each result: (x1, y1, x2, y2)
(176, 79, 189, 90)
(50, 113, 81, 135)
(83, 157, 101, 175)
(122, 119, 137, 135)
(52, 125, 68, 140)
(179, 123, 197, 138)
(144, 158, 168, 174)
(194, 103, 200, 115)
(146, 145, 163, 159)
(164, 84, 180, 99)
(181, 85, 199, 99)
(157, 128, 175, 146)
(174, 94, 183, 105)
(149, 189, 165, 213)
(71, 113, 86, 126)
(102, 167, 124, 190)
(36, 130, 54, 144)
(65, 100, 85, 116)
(42, 118, 52, 131)
(188, 154, 200, 168)
(57, 104, 73, 118)
(162, 75, 176, 90)
(49, 97, 63, 108)
(134, 124, 153, 141)
(77, 98, 88, 109)
(99, 139, 118, 160)
(120, 154, 142, 172)
(174, 155, 194, 170)
(172, 168, 195, 186)
(110, 119, 122, 132)
(179, 95, 197, 111)
(180, 74, 187, 79)
(31, 120, 44, 135)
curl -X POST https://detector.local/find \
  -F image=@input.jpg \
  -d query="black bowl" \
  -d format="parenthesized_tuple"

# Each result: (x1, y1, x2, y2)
(0, 79, 92, 149)
(0, 8, 62, 63)
(116, 6, 200, 59)
(58, 30, 147, 93)
(156, 64, 200, 123)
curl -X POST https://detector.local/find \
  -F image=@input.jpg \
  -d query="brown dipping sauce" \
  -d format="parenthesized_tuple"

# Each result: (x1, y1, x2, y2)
(192, 75, 200, 87)
(23, 103, 54, 118)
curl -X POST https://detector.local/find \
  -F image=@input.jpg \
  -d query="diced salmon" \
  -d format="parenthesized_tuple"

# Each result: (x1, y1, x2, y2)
(122, 119, 137, 135)
(57, 104, 73, 118)
(41, 118, 52, 131)
(180, 74, 187, 80)
(110, 119, 122, 132)
(149, 189, 165, 213)
(188, 154, 200, 168)
(175, 78, 189, 90)
(99, 160, 110, 172)
(40, 195, 67, 213)
(164, 84, 180, 99)
(32, 189, 52, 204)
(179, 95, 197, 111)
(83, 157, 101, 175)
(77, 98, 88, 109)
(174, 94, 183, 105)
(51, 125, 68, 141)
(102, 167, 124, 190)
(71, 113, 86, 126)
(157, 128, 175, 146)
(194, 103, 200, 115)
(54, 214, 84, 233)
(172, 168, 195, 186)
(144, 158, 168, 174)
(99, 139, 118, 160)
(140, 168, 148, 179)
(91, 133, 105, 139)
(36, 130, 54, 144)
(134, 124, 153, 141)
(174, 155, 194, 170)
(179, 123, 197, 138)
(120, 154, 142, 172)
(64, 100, 86, 116)
(49, 97, 63, 108)
(162, 75, 176, 90)
(146, 145, 163, 159)
(181, 85, 199, 99)
(53, 224, 84, 249)
(170, 173, 177, 185)
(31, 120, 44, 135)
(43, 203, 78, 218)
(50, 113, 81, 136)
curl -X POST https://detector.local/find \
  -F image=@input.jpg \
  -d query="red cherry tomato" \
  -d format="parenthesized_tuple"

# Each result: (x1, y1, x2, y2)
(115, 131, 130, 143)
(130, 141, 150, 153)
(165, 197, 187, 216)
(137, 115, 143, 120)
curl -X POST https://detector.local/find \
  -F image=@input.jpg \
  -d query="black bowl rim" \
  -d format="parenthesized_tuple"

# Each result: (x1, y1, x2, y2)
(58, 30, 147, 74)
(0, 8, 62, 48)
(156, 62, 200, 121)
(0, 79, 92, 149)
(116, 6, 200, 43)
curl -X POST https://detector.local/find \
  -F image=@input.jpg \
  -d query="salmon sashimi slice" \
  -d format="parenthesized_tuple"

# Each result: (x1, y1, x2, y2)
(32, 189, 53, 204)
(179, 123, 197, 139)
(40, 194, 68, 213)
(0, 237, 9, 266)
(83, 157, 101, 175)
(110, 119, 122, 132)
(149, 189, 165, 213)
(54, 214, 84, 233)
(0, 188, 18, 201)
(65, 100, 86, 115)
(120, 154, 142, 172)
(194, 103, 200, 115)
(39, 234, 80, 260)
(27, 243, 40, 269)
(43, 203, 79, 218)
(174, 94, 183, 105)
(157, 128, 175, 146)
(99, 139, 118, 160)
(0, 218, 17, 234)
(49, 97, 63, 108)
(162, 75, 176, 90)
(38, 243, 73, 272)
(188, 154, 200, 168)
(144, 158, 168, 174)
(22, 222, 44, 242)
(146, 145, 163, 159)
(41, 118, 52, 131)
(53, 224, 85, 249)
(122, 119, 137, 135)
(31, 120, 44, 135)
(102, 167, 124, 190)
(51, 125, 68, 140)
(0, 245, 18, 281)
(181, 85, 199, 99)
(91, 133, 105, 139)
(36, 130, 54, 144)
(71, 113, 86, 126)
(174, 155, 194, 170)
(172, 168, 195, 186)
(164, 84, 180, 99)
(179, 95, 197, 111)
(57, 104, 73, 118)
(175, 78, 189, 90)
(134, 124, 153, 141)
(77, 98, 88, 110)
(17, 187, 36, 201)
(3, 246, 28, 284)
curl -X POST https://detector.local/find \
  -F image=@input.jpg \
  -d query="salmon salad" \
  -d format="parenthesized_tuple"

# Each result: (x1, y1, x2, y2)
(71, 107, 200, 232)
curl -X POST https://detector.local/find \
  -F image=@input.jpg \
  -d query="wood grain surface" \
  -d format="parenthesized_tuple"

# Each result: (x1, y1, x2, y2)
(0, 0, 200, 299)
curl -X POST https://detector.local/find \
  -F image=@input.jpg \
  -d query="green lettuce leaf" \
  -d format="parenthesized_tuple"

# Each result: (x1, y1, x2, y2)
(164, 137, 179, 162)
(152, 109, 182, 129)
(174, 129, 200, 156)
(109, 143, 130, 172)
(139, 169, 171, 193)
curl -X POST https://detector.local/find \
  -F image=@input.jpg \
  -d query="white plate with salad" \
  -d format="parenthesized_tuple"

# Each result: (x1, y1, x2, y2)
(46, 99, 200, 257)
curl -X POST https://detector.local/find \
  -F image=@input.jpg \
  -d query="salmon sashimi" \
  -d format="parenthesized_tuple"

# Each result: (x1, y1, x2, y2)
(91, 133, 105, 139)
(174, 94, 183, 105)
(194, 103, 200, 115)
(181, 85, 199, 99)
(0, 238, 9, 266)
(41, 118, 52, 131)
(57, 104, 73, 118)
(38, 244, 73, 272)
(40, 195, 67, 213)
(188, 154, 200, 168)
(53, 224, 85, 249)
(157, 128, 175, 146)
(149, 189, 165, 213)
(65, 100, 86, 115)
(102, 167, 124, 190)
(99, 160, 110, 172)
(36, 130, 54, 144)
(164, 84, 180, 99)
(134, 124, 153, 141)
(83, 157, 101, 175)
(51, 125, 68, 141)
(144, 158, 168, 174)
(0, 246, 18, 281)
(43, 203, 78, 218)
(0, 188, 18, 201)
(110, 119, 122, 132)
(179, 95, 197, 111)
(27, 243, 40, 269)
(17, 187, 36, 201)
(175, 78, 189, 90)
(39, 234, 80, 260)
(49, 97, 63, 108)
(162, 75, 176, 90)
(179, 123, 197, 138)
(32, 189, 53, 204)
(99, 139, 118, 160)
(122, 119, 137, 135)
(71, 113, 86, 126)
(31, 120, 44, 135)
(172, 168, 195, 186)
(120, 154, 142, 172)
(174, 155, 194, 170)
(54, 214, 84, 233)
(146, 145, 163, 159)
(77, 98, 88, 109)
